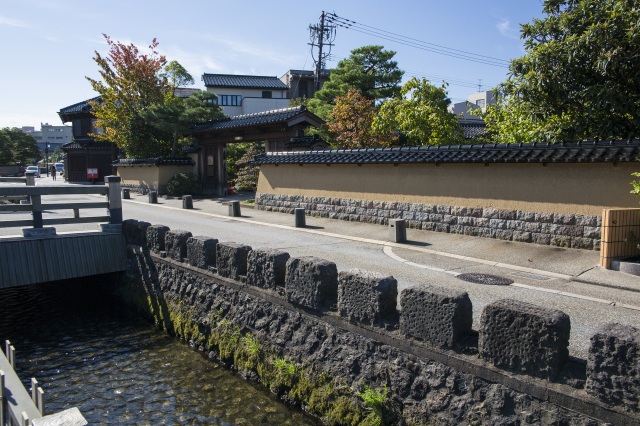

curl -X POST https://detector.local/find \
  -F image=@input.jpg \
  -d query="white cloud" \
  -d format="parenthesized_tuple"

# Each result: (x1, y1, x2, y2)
(497, 18, 519, 40)
(0, 16, 28, 28)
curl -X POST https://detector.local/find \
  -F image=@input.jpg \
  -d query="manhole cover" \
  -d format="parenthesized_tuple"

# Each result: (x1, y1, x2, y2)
(457, 273, 514, 286)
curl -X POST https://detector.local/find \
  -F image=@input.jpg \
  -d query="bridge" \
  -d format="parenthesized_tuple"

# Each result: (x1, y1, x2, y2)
(0, 175, 126, 289)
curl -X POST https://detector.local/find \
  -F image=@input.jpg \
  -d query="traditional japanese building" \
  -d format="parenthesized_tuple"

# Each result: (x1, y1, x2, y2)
(58, 97, 118, 183)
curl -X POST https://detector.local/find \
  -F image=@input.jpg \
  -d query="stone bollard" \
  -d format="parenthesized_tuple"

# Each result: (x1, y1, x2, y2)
(122, 188, 130, 199)
(389, 218, 407, 243)
(146, 224, 170, 253)
(165, 229, 193, 262)
(182, 195, 193, 209)
(228, 200, 241, 217)
(148, 191, 158, 204)
(187, 236, 218, 270)
(586, 323, 640, 411)
(338, 269, 398, 327)
(400, 286, 472, 348)
(216, 242, 252, 281)
(285, 256, 338, 310)
(294, 208, 306, 227)
(479, 299, 570, 381)
(246, 248, 290, 290)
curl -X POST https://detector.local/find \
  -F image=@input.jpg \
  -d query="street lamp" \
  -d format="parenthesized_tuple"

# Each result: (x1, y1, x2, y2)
(45, 143, 50, 177)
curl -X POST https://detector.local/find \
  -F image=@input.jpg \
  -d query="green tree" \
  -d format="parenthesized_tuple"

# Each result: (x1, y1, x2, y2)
(373, 77, 463, 146)
(163, 60, 195, 94)
(226, 142, 264, 184)
(142, 90, 224, 156)
(482, 0, 640, 143)
(233, 144, 263, 191)
(86, 34, 171, 158)
(0, 128, 40, 164)
(327, 89, 396, 149)
(308, 45, 404, 121)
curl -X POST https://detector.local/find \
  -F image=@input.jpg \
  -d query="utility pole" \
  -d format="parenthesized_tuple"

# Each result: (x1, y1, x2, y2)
(309, 11, 336, 92)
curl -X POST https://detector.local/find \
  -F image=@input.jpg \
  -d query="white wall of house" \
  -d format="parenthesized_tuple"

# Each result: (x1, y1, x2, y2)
(449, 90, 496, 120)
(206, 87, 289, 115)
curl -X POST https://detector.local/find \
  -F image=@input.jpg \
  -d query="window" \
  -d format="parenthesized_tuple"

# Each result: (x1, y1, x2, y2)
(262, 91, 272, 99)
(298, 81, 308, 99)
(476, 99, 486, 108)
(218, 95, 242, 106)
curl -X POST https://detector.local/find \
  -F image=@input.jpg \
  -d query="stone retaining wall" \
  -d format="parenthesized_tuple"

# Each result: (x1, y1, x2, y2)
(117, 219, 638, 424)
(256, 193, 602, 250)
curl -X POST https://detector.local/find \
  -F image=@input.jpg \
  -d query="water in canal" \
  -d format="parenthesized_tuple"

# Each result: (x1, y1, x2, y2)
(0, 277, 317, 425)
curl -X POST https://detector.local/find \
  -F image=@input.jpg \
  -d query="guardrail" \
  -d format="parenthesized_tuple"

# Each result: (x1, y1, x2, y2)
(1, 340, 86, 426)
(0, 176, 122, 230)
(1, 340, 44, 426)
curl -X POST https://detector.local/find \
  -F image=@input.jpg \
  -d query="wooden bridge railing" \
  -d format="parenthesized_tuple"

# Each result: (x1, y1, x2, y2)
(1, 340, 86, 425)
(0, 176, 122, 231)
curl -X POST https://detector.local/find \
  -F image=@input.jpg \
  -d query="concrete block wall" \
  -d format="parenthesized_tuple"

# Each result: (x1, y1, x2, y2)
(256, 193, 601, 250)
(121, 219, 639, 414)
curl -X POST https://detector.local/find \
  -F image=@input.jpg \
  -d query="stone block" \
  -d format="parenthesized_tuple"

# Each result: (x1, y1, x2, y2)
(285, 256, 338, 310)
(586, 323, 640, 412)
(479, 299, 570, 380)
(570, 237, 594, 250)
(165, 229, 193, 261)
(122, 219, 150, 246)
(550, 235, 572, 248)
(146, 224, 170, 253)
(338, 269, 398, 327)
(399, 286, 473, 348)
(186, 236, 218, 269)
(246, 248, 290, 290)
(216, 242, 252, 281)
(513, 231, 532, 243)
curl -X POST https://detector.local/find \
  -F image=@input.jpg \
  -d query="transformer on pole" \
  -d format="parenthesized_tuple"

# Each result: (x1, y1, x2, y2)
(309, 11, 336, 91)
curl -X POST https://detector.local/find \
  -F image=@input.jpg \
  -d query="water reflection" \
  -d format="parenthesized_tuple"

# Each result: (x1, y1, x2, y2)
(0, 277, 317, 425)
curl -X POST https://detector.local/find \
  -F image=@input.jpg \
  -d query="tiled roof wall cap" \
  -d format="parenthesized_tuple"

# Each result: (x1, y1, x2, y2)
(253, 140, 640, 164)
(113, 157, 195, 166)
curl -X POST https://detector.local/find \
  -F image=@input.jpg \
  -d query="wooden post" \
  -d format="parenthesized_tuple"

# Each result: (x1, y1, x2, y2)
(37, 387, 44, 416)
(6, 341, 15, 368)
(1, 370, 5, 425)
(31, 378, 38, 405)
(25, 172, 35, 187)
(31, 194, 43, 229)
(21, 411, 29, 426)
(105, 176, 122, 225)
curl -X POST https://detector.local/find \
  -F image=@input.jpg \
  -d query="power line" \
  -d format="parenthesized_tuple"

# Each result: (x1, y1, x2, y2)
(327, 54, 496, 91)
(324, 12, 510, 68)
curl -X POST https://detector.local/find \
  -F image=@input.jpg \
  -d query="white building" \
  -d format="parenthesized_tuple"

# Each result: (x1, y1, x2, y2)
(202, 74, 290, 116)
(449, 90, 496, 120)
(21, 123, 72, 154)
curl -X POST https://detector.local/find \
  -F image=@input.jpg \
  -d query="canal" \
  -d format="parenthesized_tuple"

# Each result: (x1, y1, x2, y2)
(0, 276, 318, 425)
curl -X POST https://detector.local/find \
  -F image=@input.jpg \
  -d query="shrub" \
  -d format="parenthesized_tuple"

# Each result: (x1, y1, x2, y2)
(166, 172, 200, 197)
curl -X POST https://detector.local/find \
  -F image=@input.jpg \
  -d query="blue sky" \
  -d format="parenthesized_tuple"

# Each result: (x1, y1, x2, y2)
(0, 0, 545, 129)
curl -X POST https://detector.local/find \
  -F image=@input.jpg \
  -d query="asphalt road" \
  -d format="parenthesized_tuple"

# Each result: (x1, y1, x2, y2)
(2, 186, 639, 360)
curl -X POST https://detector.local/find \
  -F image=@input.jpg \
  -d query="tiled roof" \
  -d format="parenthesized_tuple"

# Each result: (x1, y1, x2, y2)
(202, 73, 288, 89)
(58, 97, 101, 119)
(459, 120, 487, 139)
(253, 140, 640, 165)
(285, 135, 329, 148)
(113, 157, 195, 167)
(191, 106, 320, 133)
(61, 140, 116, 151)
